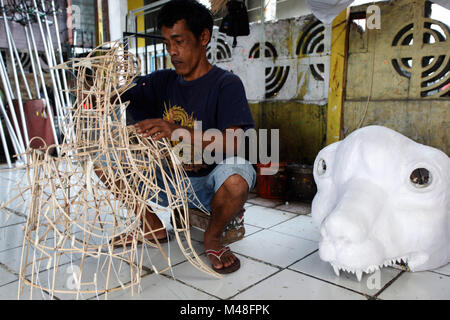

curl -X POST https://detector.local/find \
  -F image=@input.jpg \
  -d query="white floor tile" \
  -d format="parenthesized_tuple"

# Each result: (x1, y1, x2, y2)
(230, 229, 318, 268)
(34, 254, 149, 300)
(188, 227, 205, 243)
(2, 240, 205, 300)
(0, 243, 82, 277)
(0, 265, 18, 287)
(431, 263, 450, 277)
(289, 252, 402, 296)
(0, 224, 25, 252)
(243, 206, 296, 229)
(269, 215, 320, 242)
(0, 247, 28, 275)
(1, 280, 52, 300)
(0, 183, 31, 223)
(243, 224, 263, 237)
(232, 269, 366, 300)
(274, 202, 311, 215)
(138, 237, 205, 273)
(0, 178, 26, 212)
(0, 168, 27, 183)
(163, 253, 279, 299)
(0, 209, 26, 228)
(378, 271, 450, 300)
(246, 197, 284, 208)
(105, 273, 216, 300)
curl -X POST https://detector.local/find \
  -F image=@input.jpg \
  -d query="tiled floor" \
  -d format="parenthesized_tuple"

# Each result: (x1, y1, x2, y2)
(0, 165, 449, 300)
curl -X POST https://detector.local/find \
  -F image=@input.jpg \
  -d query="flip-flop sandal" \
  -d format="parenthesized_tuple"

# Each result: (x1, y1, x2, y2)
(110, 232, 169, 248)
(205, 246, 240, 274)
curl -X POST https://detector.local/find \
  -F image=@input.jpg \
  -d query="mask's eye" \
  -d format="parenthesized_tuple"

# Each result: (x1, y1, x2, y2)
(317, 159, 327, 176)
(410, 168, 432, 188)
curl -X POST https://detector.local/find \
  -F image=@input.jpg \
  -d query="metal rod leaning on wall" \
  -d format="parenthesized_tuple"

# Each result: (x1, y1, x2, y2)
(50, 0, 71, 106)
(0, 116, 11, 167)
(0, 7, 26, 155)
(23, 20, 40, 97)
(0, 100, 12, 167)
(0, 50, 13, 99)
(22, 2, 52, 102)
(18, 0, 61, 154)
(29, 0, 62, 147)
(1, 0, 30, 149)
(50, 0, 75, 141)
(39, 0, 67, 116)
(0, 64, 25, 159)
(6, 25, 33, 100)
(0, 97, 21, 164)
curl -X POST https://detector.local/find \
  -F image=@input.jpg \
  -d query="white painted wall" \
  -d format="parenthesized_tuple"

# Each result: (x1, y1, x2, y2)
(208, 16, 331, 104)
(108, 0, 128, 41)
(276, 0, 312, 20)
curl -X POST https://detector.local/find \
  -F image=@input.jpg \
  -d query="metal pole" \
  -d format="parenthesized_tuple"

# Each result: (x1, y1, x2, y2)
(0, 52, 13, 98)
(24, 23, 40, 97)
(0, 96, 21, 159)
(0, 59, 25, 155)
(6, 26, 33, 99)
(144, 13, 148, 74)
(1, 0, 30, 147)
(22, 1, 52, 115)
(50, 0, 71, 108)
(27, 0, 60, 147)
(40, 0, 66, 111)
(0, 115, 12, 168)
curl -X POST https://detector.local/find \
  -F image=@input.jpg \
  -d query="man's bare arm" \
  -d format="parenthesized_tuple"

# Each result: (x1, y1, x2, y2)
(134, 119, 243, 154)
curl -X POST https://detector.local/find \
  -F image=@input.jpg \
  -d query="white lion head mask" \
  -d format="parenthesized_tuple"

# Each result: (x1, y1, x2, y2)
(312, 126, 449, 281)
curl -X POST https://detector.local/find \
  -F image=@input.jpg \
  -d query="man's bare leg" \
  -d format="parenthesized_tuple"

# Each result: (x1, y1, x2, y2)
(94, 168, 166, 239)
(204, 174, 248, 270)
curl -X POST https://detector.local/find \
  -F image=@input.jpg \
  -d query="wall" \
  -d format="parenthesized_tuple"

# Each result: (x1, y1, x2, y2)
(276, 0, 312, 20)
(72, 0, 97, 47)
(208, 15, 331, 163)
(344, 0, 450, 154)
(109, 0, 129, 41)
(0, 0, 67, 51)
(127, 0, 145, 47)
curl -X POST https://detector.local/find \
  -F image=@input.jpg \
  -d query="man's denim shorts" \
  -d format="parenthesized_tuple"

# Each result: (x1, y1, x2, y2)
(151, 157, 256, 213)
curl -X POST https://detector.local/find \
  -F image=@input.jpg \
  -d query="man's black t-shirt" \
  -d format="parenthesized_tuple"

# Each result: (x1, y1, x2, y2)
(121, 65, 254, 177)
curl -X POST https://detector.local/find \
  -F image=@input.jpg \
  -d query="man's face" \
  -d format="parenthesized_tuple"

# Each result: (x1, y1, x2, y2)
(161, 19, 209, 80)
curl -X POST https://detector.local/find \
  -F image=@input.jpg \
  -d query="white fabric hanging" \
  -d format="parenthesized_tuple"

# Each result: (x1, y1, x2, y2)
(306, 0, 355, 24)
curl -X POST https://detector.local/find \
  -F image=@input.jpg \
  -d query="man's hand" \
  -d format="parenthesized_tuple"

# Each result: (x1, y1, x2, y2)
(134, 119, 180, 140)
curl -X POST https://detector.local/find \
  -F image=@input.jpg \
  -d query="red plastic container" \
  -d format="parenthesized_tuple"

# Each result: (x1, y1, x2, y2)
(256, 162, 287, 200)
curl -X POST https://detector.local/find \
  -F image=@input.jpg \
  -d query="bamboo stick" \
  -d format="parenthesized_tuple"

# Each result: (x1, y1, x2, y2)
(4, 41, 219, 300)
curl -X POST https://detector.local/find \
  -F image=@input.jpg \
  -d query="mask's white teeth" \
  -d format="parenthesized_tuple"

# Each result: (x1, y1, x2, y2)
(330, 256, 409, 280)
(356, 270, 362, 282)
(333, 265, 340, 277)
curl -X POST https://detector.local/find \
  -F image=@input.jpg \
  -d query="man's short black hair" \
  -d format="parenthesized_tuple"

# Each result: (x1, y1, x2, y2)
(157, 0, 213, 41)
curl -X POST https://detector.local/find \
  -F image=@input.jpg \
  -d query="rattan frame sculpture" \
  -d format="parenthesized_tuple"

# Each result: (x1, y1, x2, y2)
(1, 41, 219, 300)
